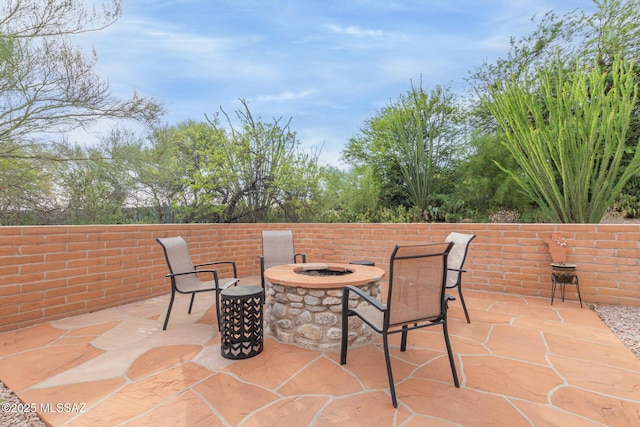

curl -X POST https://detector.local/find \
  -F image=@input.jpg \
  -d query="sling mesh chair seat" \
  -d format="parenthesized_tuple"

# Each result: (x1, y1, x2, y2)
(445, 232, 476, 323)
(259, 230, 306, 290)
(340, 242, 459, 408)
(157, 236, 238, 330)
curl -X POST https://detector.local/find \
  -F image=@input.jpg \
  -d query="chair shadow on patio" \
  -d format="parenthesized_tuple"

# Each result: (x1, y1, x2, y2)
(1, 278, 639, 426)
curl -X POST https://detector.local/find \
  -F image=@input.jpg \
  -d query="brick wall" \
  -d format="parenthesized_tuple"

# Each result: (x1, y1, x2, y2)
(1, 223, 638, 332)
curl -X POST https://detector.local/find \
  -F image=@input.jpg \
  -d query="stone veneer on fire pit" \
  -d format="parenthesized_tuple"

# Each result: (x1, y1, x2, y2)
(263, 262, 385, 351)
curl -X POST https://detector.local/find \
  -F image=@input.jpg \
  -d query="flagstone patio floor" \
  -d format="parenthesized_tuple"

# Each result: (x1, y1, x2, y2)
(1, 276, 639, 426)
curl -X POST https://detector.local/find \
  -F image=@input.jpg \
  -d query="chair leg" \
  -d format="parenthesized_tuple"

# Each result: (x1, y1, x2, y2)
(340, 292, 350, 365)
(188, 293, 196, 314)
(163, 289, 176, 330)
(575, 276, 583, 308)
(457, 285, 471, 323)
(340, 330, 348, 365)
(442, 320, 460, 388)
(215, 290, 222, 332)
(260, 258, 266, 293)
(382, 333, 398, 408)
(400, 325, 408, 352)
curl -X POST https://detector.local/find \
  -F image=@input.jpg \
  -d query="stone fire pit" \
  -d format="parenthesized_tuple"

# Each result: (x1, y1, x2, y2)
(263, 262, 385, 351)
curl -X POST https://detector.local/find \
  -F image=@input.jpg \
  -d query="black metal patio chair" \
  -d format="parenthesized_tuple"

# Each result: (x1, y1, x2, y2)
(259, 230, 306, 290)
(157, 236, 238, 330)
(445, 232, 476, 323)
(340, 241, 459, 408)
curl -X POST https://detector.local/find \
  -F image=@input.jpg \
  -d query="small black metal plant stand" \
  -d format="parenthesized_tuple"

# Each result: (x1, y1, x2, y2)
(550, 263, 582, 308)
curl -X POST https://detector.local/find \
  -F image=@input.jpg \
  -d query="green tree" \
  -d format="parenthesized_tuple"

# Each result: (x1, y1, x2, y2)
(0, 142, 52, 224)
(387, 84, 462, 213)
(343, 81, 465, 219)
(134, 127, 183, 223)
(54, 131, 144, 224)
(483, 57, 640, 223)
(157, 120, 227, 223)
(316, 165, 382, 222)
(212, 100, 320, 223)
(0, 0, 163, 224)
(454, 132, 531, 220)
(466, 0, 640, 220)
(153, 101, 323, 223)
(0, 0, 162, 146)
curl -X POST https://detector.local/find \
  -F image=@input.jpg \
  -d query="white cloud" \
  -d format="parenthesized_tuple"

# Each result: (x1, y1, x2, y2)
(253, 90, 316, 103)
(324, 24, 387, 38)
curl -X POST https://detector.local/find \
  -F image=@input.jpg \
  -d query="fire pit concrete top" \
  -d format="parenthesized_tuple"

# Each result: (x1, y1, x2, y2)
(264, 262, 385, 289)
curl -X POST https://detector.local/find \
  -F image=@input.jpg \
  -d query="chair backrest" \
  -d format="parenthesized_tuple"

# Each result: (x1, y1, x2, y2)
(444, 232, 476, 287)
(387, 242, 453, 327)
(261, 230, 296, 269)
(157, 236, 197, 288)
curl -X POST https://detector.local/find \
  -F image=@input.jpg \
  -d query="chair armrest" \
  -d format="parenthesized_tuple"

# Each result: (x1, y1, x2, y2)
(195, 261, 235, 268)
(195, 261, 237, 277)
(342, 285, 386, 312)
(166, 270, 198, 278)
(167, 269, 220, 282)
(295, 253, 307, 263)
(444, 293, 456, 309)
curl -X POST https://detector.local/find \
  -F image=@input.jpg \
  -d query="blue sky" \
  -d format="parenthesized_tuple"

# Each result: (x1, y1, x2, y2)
(78, 0, 596, 167)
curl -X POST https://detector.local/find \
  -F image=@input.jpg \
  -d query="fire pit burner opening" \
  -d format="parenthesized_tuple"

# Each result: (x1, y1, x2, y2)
(295, 264, 354, 277)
